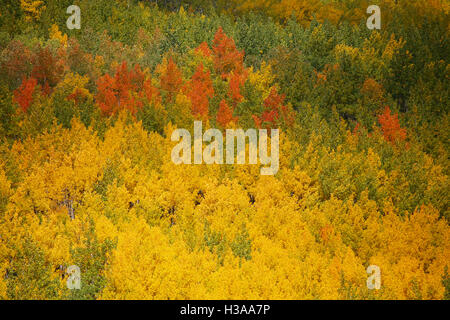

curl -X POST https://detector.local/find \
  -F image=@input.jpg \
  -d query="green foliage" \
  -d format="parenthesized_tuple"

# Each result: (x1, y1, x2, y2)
(65, 222, 115, 300)
(6, 239, 62, 299)
(0, 0, 448, 300)
(230, 226, 252, 261)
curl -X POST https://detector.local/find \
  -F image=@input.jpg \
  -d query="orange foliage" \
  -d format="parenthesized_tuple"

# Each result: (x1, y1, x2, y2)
(67, 88, 90, 105)
(195, 41, 212, 57)
(13, 77, 38, 112)
(160, 58, 183, 102)
(142, 80, 161, 105)
(96, 74, 117, 115)
(216, 99, 237, 127)
(253, 87, 293, 128)
(314, 64, 339, 87)
(228, 71, 247, 106)
(31, 46, 64, 95)
(0, 40, 32, 85)
(377, 106, 407, 144)
(95, 62, 153, 116)
(320, 224, 334, 243)
(361, 78, 385, 105)
(212, 27, 245, 80)
(352, 122, 362, 136)
(185, 64, 214, 120)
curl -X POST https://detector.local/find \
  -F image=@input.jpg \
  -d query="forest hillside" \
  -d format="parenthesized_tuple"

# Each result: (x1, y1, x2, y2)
(0, 0, 448, 299)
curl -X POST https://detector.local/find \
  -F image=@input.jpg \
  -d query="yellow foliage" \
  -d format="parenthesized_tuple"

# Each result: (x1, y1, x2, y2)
(20, 0, 45, 22)
(1, 112, 448, 300)
(247, 62, 275, 99)
(49, 24, 68, 48)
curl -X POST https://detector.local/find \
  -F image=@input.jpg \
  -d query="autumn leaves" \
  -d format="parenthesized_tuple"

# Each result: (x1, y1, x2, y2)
(93, 27, 292, 132)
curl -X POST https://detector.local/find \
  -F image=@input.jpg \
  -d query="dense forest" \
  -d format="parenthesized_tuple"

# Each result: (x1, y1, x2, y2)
(0, 0, 448, 299)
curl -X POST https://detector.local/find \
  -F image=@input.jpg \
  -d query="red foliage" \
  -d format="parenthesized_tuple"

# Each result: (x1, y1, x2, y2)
(114, 62, 145, 97)
(131, 64, 146, 91)
(96, 74, 117, 115)
(142, 79, 161, 105)
(212, 27, 245, 80)
(0, 40, 32, 87)
(67, 88, 89, 105)
(31, 46, 64, 95)
(228, 71, 247, 106)
(352, 122, 361, 136)
(195, 42, 212, 57)
(13, 77, 38, 113)
(377, 106, 407, 144)
(253, 87, 293, 128)
(185, 64, 214, 120)
(95, 62, 153, 116)
(216, 99, 237, 127)
(66, 39, 86, 71)
(252, 114, 262, 129)
(160, 58, 183, 102)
